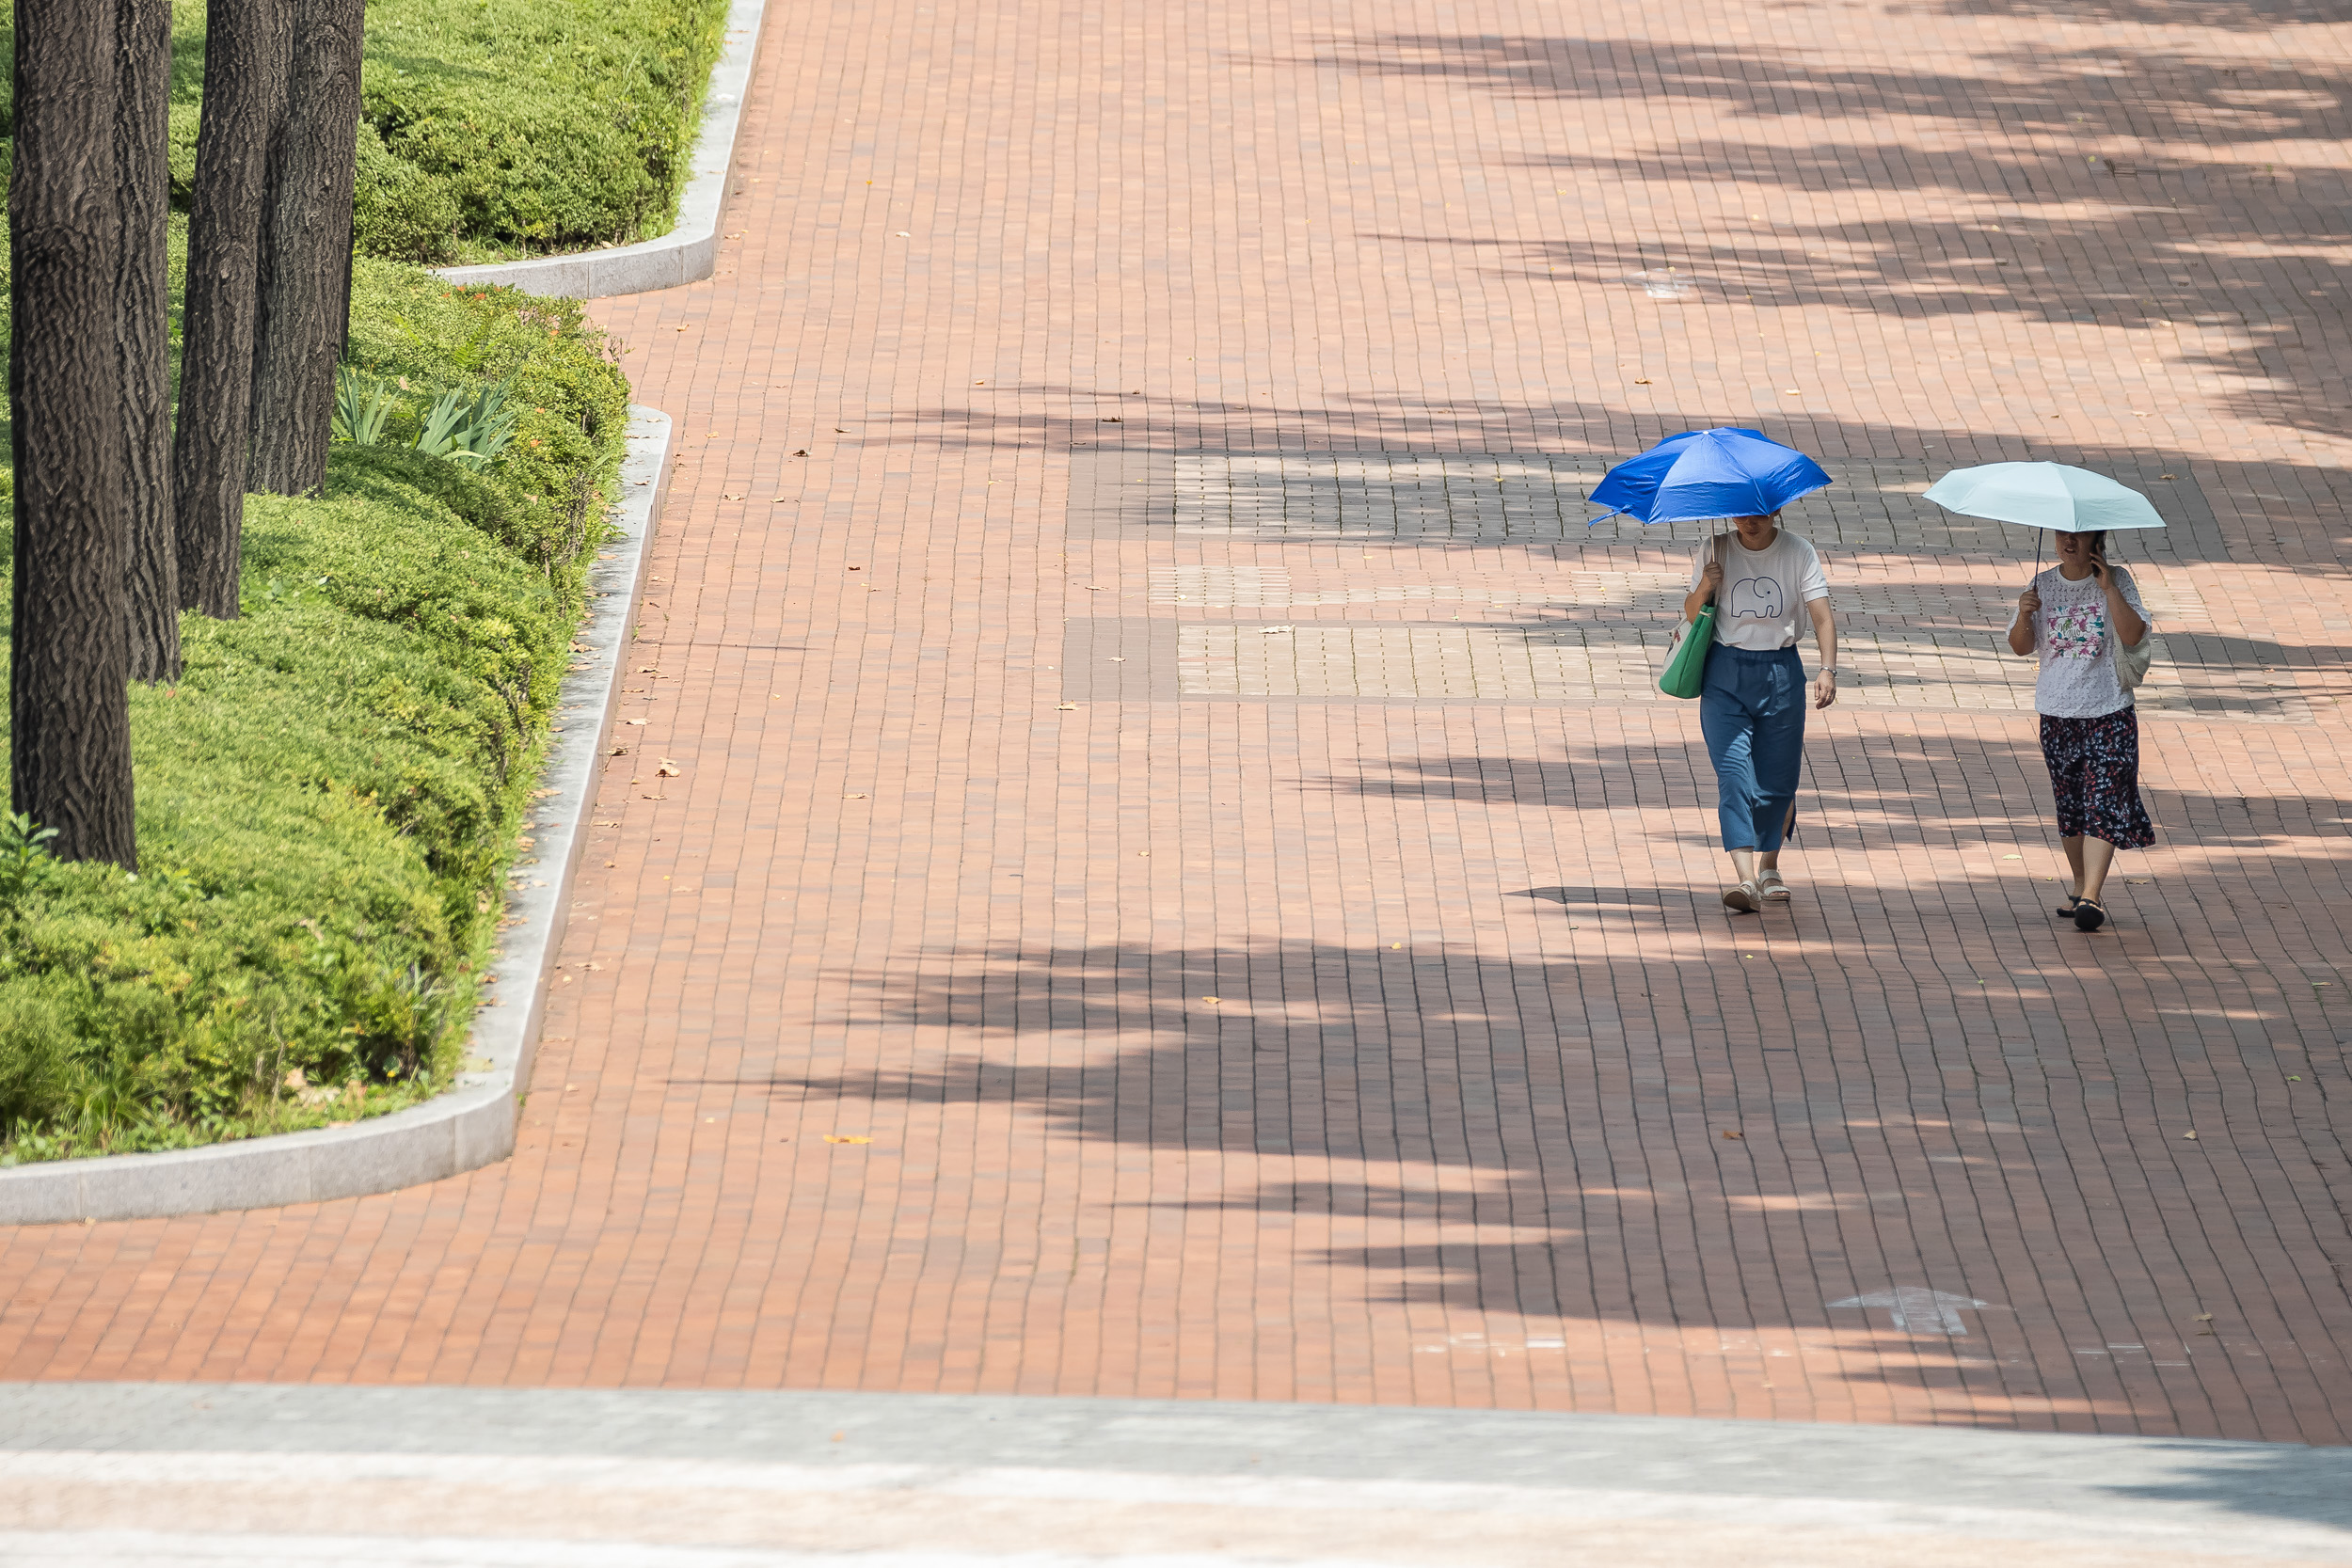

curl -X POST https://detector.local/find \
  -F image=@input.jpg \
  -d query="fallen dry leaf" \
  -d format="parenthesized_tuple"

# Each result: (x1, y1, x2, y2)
(824, 1134, 873, 1144)
(1722, 1130, 1743, 1140)
(1201, 996, 1221, 1004)
(1057, 703, 1078, 711)
(845, 793, 868, 800)
(656, 764, 682, 778)
(1632, 378, 1651, 385)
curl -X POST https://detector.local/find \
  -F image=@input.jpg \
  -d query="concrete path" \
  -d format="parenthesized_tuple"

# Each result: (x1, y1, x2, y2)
(5, 0, 2352, 1455)
(3, 1385, 2348, 1563)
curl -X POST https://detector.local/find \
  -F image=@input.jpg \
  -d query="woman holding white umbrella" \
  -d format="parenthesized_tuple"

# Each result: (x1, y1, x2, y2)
(1926, 463, 2159, 933)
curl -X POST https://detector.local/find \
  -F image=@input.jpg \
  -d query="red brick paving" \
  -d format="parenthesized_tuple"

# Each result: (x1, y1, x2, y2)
(7, 0, 2352, 1440)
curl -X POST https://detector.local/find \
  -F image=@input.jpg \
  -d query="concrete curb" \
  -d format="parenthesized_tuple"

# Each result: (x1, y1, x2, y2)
(0, 406, 675, 1224)
(432, 0, 768, 299)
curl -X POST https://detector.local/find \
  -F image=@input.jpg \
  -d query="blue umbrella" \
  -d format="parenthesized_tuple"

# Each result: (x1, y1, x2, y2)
(1586, 427, 1833, 525)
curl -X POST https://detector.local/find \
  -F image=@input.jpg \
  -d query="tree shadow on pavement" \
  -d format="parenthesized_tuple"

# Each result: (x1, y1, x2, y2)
(1287, 29, 2352, 441)
(773, 870, 2352, 1422)
(883, 388, 2352, 579)
(1300, 730, 2062, 850)
(1909, 0, 2336, 22)
(2103, 1440, 2352, 1533)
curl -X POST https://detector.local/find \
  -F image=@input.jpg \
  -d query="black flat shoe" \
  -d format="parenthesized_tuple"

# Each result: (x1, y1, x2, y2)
(2073, 897, 2107, 932)
(2054, 895, 2082, 918)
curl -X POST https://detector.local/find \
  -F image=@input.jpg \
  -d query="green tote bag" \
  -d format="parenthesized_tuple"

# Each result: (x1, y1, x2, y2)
(1658, 534, 1725, 700)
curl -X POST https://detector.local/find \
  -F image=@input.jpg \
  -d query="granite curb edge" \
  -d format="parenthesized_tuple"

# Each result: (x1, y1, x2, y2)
(431, 0, 769, 299)
(0, 405, 676, 1224)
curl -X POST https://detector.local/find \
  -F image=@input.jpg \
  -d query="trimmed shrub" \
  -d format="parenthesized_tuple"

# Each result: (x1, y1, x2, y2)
(0, 258, 632, 1162)
(15, 0, 728, 261)
(353, 120, 464, 264)
(362, 0, 729, 259)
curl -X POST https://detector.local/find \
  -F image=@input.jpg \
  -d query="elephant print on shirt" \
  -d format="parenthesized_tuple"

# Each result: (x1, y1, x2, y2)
(1729, 576, 1784, 619)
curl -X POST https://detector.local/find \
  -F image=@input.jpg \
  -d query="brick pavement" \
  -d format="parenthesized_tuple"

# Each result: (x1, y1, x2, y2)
(5, 0, 2352, 1441)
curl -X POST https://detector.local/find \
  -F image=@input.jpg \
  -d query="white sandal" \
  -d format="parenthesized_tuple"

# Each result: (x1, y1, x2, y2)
(1757, 869, 1791, 901)
(1722, 879, 1763, 913)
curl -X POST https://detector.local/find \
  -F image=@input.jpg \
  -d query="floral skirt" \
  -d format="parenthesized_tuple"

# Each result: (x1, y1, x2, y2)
(2041, 708, 2154, 849)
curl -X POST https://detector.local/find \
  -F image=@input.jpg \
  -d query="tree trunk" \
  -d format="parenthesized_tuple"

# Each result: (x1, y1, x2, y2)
(171, 0, 288, 617)
(117, 0, 180, 681)
(249, 0, 366, 496)
(11, 0, 138, 868)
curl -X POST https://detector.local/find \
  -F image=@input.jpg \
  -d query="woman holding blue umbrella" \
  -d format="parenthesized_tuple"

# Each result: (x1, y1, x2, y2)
(1680, 511, 1840, 911)
(1927, 463, 2159, 933)
(1592, 429, 1841, 914)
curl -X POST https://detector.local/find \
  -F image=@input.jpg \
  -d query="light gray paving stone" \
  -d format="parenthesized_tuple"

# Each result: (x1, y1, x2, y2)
(0, 1385, 2344, 1563)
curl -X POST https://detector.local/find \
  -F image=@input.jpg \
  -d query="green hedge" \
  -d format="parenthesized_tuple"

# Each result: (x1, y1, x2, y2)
(4, 0, 728, 266)
(0, 260, 632, 1162)
(359, 0, 730, 262)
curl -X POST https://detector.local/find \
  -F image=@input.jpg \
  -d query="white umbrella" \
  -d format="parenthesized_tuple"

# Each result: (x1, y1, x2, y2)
(1922, 462, 2168, 532)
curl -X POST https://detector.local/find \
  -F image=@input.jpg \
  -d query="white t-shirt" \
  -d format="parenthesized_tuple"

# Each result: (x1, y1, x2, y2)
(1687, 531, 1830, 651)
(2009, 564, 2149, 719)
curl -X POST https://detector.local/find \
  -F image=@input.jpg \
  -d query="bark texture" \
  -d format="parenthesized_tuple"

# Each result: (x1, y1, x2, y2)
(11, 0, 138, 867)
(248, 0, 366, 496)
(171, 0, 288, 616)
(117, 0, 180, 680)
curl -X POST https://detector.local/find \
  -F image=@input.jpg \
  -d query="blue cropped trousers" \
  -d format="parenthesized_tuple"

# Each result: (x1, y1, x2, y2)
(1698, 645, 1804, 853)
